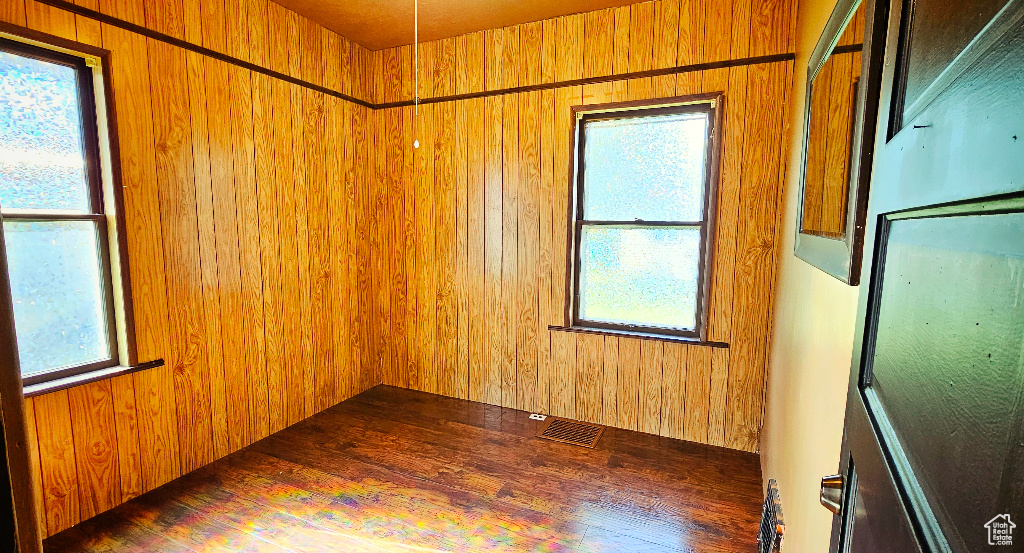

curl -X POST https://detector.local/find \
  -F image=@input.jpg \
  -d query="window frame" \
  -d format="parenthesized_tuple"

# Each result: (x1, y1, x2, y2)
(566, 94, 724, 342)
(0, 25, 142, 389)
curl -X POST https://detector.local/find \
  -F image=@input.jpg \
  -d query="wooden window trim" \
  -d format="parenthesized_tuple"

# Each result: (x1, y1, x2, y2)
(564, 93, 725, 343)
(0, 25, 148, 389)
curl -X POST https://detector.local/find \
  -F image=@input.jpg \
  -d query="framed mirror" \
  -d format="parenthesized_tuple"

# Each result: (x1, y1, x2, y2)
(794, 0, 887, 285)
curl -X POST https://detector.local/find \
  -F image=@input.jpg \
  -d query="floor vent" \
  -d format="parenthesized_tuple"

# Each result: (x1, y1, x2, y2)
(758, 478, 785, 553)
(537, 417, 605, 448)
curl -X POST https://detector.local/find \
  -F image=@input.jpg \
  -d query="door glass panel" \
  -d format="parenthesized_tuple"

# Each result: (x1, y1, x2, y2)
(867, 211, 1024, 552)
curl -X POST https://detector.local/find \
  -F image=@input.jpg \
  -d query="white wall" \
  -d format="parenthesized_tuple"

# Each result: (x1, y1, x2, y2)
(759, 0, 861, 550)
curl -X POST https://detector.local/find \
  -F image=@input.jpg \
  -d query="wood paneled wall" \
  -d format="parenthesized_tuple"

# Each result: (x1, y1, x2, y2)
(1, 0, 377, 538)
(3, 0, 797, 539)
(364, 0, 797, 453)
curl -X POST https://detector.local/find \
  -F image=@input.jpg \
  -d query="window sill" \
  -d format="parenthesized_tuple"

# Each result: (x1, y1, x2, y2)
(23, 359, 165, 398)
(548, 325, 729, 348)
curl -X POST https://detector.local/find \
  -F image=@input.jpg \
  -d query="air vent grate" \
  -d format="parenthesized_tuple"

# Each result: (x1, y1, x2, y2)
(537, 417, 605, 448)
(758, 478, 785, 553)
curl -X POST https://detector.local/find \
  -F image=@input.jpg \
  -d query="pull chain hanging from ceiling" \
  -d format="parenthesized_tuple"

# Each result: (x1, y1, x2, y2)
(413, 0, 420, 149)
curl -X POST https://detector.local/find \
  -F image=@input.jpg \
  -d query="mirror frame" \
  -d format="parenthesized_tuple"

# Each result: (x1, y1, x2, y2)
(794, 0, 888, 285)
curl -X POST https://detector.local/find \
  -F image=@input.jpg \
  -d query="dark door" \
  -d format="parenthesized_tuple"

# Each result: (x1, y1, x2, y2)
(825, 0, 1024, 552)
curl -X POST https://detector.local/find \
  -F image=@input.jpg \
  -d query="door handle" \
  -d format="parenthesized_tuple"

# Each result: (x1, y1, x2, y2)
(820, 474, 844, 514)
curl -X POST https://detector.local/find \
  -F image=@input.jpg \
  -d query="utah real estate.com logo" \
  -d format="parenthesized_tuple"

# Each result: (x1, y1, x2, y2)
(985, 514, 1015, 546)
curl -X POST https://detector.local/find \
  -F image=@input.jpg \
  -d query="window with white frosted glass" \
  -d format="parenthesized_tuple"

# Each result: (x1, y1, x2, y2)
(570, 100, 720, 339)
(1, 38, 120, 383)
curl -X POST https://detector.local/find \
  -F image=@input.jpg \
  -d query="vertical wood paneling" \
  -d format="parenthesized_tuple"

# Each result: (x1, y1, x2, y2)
(684, 346, 713, 443)
(726, 61, 788, 451)
(617, 338, 642, 431)
(536, 19, 556, 414)
(549, 331, 576, 419)
(25, 0, 77, 40)
(108, 375, 143, 500)
(23, 2, 796, 538)
(516, 89, 540, 412)
(483, 90, 503, 405)
(575, 334, 603, 423)
(602, 337, 618, 426)
(187, 49, 229, 461)
(101, 20, 181, 493)
(582, 8, 614, 105)
(302, 18, 329, 419)
(551, 13, 583, 419)
(73, 0, 102, 47)
(67, 382, 121, 519)
(454, 96, 470, 399)
(639, 340, 664, 435)
(232, 63, 268, 445)
(33, 391, 80, 535)
(467, 78, 487, 404)
(0, 0, 27, 26)
(708, 348, 731, 446)
(254, 67, 286, 430)
(23, 398, 45, 534)
(417, 101, 437, 393)
(208, 56, 248, 454)
(500, 91, 519, 408)
(676, 0, 704, 92)
(612, 6, 631, 101)
(23, 0, 379, 538)
(627, 2, 655, 100)
(149, 36, 214, 474)
(435, 38, 457, 398)
(659, 343, 688, 439)
(652, 0, 679, 97)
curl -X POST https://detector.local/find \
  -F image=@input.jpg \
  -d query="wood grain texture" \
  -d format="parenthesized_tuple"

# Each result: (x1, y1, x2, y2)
(20, 2, 794, 538)
(659, 343, 688, 440)
(67, 382, 121, 520)
(16, 0, 378, 537)
(500, 91, 519, 409)
(575, 334, 604, 424)
(33, 391, 80, 536)
(23, 397, 46, 535)
(44, 386, 765, 553)
(357, 0, 795, 455)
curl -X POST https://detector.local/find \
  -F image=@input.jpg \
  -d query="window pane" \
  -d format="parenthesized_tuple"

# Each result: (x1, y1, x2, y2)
(4, 221, 111, 376)
(578, 226, 701, 330)
(583, 112, 708, 222)
(0, 49, 91, 212)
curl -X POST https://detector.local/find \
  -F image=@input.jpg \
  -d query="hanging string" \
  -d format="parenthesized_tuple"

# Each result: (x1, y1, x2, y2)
(413, 0, 420, 149)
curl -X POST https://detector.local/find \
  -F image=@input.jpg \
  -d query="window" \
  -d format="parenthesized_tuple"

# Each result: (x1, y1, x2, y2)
(569, 98, 721, 340)
(1, 37, 127, 385)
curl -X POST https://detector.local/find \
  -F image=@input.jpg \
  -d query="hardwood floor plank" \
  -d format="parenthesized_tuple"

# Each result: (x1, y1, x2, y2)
(47, 386, 762, 553)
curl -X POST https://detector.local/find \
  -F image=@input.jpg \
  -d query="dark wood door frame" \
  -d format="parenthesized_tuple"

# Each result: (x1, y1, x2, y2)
(0, 213, 43, 551)
(827, 0, 1024, 550)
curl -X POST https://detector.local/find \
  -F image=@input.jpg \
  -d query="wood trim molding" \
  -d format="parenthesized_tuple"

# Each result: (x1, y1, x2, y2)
(376, 54, 795, 108)
(22, 360, 165, 399)
(31, 0, 376, 108)
(26, 0, 794, 110)
(0, 220, 42, 552)
(548, 325, 729, 348)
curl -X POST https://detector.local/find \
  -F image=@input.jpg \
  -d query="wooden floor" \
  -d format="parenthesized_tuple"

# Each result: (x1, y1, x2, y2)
(44, 386, 764, 553)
